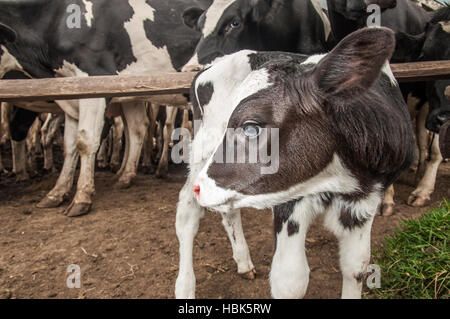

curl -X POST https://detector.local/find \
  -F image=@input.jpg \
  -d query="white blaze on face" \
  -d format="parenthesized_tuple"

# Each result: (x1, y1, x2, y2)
(193, 65, 272, 209)
(82, 0, 94, 27)
(0, 45, 26, 77)
(121, 0, 174, 75)
(203, 0, 237, 37)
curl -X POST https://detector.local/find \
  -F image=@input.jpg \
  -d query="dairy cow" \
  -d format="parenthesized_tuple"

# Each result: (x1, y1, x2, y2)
(0, 0, 211, 216)
(181, 0, 333, 70)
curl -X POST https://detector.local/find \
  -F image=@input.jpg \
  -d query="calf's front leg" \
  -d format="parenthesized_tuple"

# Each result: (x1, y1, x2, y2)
(175, 178, 205, 299)
(220, 209, 255, 279)
(270, 199, 316, 299)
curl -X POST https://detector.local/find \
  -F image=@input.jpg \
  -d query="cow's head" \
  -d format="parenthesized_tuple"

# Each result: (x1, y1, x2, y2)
(182, 0, 279, 67)
(329, 0, 396, 20)
(0, 23, 19, 78)
(192, 27, 396, 210)
(397, 8, 450, 132)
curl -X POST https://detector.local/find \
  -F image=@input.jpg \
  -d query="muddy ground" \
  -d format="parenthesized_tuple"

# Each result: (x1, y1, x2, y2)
(0, 151, 448, 299)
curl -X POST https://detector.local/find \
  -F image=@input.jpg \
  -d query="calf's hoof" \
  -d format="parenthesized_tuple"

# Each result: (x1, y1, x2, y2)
(239, 268, 257, 280)
(64, 202, 92, 217)
(37, 196, 64, 209)
(380, 203, 395, 216)
(407, 194, 430, 207)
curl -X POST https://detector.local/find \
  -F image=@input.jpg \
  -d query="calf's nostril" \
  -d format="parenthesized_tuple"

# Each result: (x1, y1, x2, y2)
(193, 185, 200, 196)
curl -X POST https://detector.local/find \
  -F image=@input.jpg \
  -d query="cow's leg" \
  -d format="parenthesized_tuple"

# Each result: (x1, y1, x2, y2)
(175, 178, 205, 299)
(156, 106, 177, 179)
(270, 198, 316, 299)
(380, 184, 395, 216)
(408, 134, 443, 207)
(11, 140, 29, 181)
(64, 98, 106, 217)
(25, 117, 42, 177)
(10, 107, 38, 181)
(323, 197, 378, 299)
(110, 116, 124, 172)
(37, 114, 79, 208)
(220, 210, 256, 278)
(116, 101, 148, 188)
(0, 149, 6, 174)
(415, 102, 430, 179)
(42, 113, 64, 172)
(97, 132, 109, 169)
(142, 104, 157, 174)
(0, 102, 12, 145)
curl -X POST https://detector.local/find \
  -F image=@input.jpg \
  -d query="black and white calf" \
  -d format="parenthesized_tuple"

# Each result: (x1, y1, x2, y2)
(175, 28, 414, 299)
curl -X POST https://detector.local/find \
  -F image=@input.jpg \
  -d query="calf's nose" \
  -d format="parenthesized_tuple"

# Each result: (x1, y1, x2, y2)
(193, 185, 200, 197)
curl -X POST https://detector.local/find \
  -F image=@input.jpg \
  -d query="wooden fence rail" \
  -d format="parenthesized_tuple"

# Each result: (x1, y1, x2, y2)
(0, 61, 449, 102)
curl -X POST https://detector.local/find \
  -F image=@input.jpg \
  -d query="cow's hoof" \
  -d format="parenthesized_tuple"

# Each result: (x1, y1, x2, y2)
(110, 163, 121, 173)
(116, 179, 132, 189)
(15, 172, 30, 182)
(240, 268, 256, 280)
(407, 194, 430, 207)
(380, 203, 395, 216)
(0, 169, 9, 175)
(141, 165, 155, 175)
(64, 202, 92, 217)
(36, 196, 64, 209)
(155, 167, 168, 179)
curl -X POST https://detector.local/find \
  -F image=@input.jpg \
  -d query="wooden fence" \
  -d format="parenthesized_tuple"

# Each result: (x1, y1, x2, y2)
(0, 61, 449, 102)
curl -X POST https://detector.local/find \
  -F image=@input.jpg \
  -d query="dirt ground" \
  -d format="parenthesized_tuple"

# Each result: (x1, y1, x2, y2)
(0, 151, 448, 299)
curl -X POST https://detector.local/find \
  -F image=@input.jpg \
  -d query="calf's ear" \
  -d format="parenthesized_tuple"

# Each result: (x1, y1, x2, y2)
(313, 27, 395, 99)
(0, 23, 16, 44)
(183, 7, 205, 30)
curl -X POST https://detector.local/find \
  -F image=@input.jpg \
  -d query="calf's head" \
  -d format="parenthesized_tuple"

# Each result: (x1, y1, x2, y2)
(192, 27, 395, 210)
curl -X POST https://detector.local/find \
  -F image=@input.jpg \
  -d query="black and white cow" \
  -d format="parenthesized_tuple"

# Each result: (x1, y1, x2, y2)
(0, 0, 211, 216)
(175, 27, 415, 299)
(181, 0, 333, 70)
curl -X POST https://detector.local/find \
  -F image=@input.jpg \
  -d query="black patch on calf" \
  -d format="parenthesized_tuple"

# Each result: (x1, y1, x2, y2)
(287, 220, 300, 237)
(339, 207, 368, 230)
(273, 198, 301, 235)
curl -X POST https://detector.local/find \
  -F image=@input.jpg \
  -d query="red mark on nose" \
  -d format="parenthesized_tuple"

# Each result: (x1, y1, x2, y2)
(193, 185, 200, 197)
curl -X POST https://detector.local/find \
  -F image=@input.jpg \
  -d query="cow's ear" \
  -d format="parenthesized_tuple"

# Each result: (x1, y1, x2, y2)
(312, 27, 395, 99)
(0, 23, 16, 44)
(249, 0, 273, 22)
(183, 7, 204, 30)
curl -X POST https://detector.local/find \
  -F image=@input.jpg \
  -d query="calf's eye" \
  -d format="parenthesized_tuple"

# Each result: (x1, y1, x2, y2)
(230, 21, 240, 28)
(243, 123, 261, 138)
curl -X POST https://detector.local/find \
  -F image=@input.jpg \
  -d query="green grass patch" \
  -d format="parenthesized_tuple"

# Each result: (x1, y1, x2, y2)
(368, 200, 450, 299)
